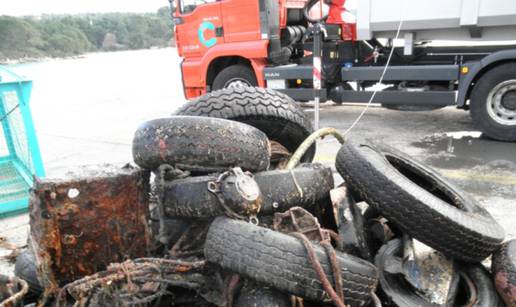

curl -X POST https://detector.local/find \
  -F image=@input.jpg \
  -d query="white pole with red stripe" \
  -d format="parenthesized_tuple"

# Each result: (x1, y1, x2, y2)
(312, 23, 323, 130)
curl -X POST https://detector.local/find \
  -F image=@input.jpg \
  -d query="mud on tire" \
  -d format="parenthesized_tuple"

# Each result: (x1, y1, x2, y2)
(175, 87, 315, 163)
(157, 163, 333, 219)
(132, 116, 270, 172)
(335, 142, 505, 262)
(204, 217, 378, 307)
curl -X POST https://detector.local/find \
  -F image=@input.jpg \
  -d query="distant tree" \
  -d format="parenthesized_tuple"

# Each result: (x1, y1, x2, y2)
(0, 16, 43, 58)
(157, 6, 172, 19)
(0, 11, 175, 61)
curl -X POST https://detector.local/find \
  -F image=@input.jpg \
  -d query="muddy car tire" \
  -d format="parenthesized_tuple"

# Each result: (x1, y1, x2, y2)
(157, 163, 333, 219)
(335, 142, 505, 262)
(456, 265, 504, 307)
(235, 282, 291, 307)
(491, 240, 516, 307)
(14, 250, 43, 297)
(204, 217, 378, 306)
(132, 116, 270, 172)
(175, 87, 315, 163)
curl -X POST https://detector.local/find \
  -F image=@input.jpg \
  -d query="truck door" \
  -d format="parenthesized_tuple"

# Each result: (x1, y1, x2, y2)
(174, 0, 223, 58)
(220, 0, 261, 43)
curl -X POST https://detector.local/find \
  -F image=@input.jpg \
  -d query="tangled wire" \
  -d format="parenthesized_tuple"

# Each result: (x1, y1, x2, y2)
(55, 258, 205, 307)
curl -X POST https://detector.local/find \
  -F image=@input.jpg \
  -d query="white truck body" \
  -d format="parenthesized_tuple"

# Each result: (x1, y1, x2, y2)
(357, 0, 516, 41)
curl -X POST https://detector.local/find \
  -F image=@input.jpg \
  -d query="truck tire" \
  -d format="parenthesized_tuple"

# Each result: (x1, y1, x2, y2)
(456, 265, 504, 307)
(204, 217, 378, 307)
(157, 163, 333, 219)
(212, 65, 258, 90)
(14, 250, 43, 297)
(491, 240, 516, 307)
(132, 116, 270, 172)
(175, 87, 315, 162)
(470, 63, 516, 141)
(335, 142, 505, 262)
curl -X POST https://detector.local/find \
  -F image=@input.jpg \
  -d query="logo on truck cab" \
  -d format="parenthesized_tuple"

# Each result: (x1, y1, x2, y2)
(198, 21, 217, 48)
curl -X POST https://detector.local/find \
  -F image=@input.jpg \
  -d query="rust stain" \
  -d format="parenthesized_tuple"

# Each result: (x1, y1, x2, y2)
(29, 164, 150, 295)
(158, 139, 167, 161)
(495, 272, 516, 306)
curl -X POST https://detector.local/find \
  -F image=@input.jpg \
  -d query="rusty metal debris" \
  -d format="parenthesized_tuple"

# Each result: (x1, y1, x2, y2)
(12, 114, 508, 307)
(402, 236, 457, 305)
(330, 186, 371, 260)
(29, 164, 150, 296)
(56, 258, 206, 306)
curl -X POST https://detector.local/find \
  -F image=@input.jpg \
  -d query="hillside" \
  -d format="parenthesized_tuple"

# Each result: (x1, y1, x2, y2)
(0, 7, 173, 62)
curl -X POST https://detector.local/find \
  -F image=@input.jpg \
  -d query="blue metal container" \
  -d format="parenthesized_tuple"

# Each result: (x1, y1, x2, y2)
(0, 65, 45, 217)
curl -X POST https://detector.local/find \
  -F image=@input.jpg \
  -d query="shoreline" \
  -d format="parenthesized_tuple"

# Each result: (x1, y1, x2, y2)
(0, 45, 176, 65)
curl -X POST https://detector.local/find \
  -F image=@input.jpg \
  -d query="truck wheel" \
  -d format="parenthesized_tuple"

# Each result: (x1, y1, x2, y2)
(470, 63, 516, 141)
(204, 217, 378, 307)
(212, 65, 258, 90)
(335, 142, 505, 262)
(132, 116, 270, 172)
(175, 87, 315, 162)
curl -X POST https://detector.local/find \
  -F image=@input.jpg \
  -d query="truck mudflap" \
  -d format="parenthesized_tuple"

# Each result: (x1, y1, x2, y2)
(29, 164, 150, 294)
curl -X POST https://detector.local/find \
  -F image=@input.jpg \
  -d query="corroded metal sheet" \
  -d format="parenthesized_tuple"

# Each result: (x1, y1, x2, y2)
(402, 238, 457, 305)
(29, 164, 150, 293)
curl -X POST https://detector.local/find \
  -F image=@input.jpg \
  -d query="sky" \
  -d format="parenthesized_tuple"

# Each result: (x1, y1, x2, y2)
(2, 0, 358, 17)
(1, 0, 169, 16)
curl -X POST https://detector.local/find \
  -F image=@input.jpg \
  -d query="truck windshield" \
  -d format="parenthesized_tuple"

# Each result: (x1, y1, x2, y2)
(180, 0, 217, 14)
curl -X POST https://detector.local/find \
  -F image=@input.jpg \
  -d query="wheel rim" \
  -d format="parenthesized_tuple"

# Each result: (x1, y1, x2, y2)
(486, 80, 516, 126)
(224, 78, 251, 89)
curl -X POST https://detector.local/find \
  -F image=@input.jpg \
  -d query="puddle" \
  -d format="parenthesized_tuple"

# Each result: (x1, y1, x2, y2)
(412, 132, 516, 170)
(412, 132, 516, 198)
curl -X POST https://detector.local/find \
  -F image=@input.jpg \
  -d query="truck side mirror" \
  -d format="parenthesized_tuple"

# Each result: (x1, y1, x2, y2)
(168, 0, 176, 16)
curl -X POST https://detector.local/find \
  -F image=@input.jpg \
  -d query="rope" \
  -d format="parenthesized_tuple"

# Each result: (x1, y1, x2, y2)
(291, 232, 346, 307)
(286, 1, 405, 169)
(342, 2, 405, 136)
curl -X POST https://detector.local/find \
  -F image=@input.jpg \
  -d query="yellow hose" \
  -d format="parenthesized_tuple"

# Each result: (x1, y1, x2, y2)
(285, 127, 345, 170)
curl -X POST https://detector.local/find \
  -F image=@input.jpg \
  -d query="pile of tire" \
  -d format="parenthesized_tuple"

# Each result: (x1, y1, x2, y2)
(13, 87, 515, 307)
(132, 87, 380, 307)
(335, 142, 512, 307)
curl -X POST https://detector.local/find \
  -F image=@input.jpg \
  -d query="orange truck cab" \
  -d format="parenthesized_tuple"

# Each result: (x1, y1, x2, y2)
(173, 0, 321, 99)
